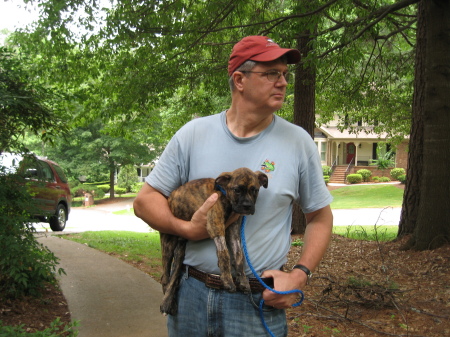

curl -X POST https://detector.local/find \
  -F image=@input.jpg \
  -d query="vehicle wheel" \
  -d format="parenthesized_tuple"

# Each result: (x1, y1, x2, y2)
(49, 204, 67, 231)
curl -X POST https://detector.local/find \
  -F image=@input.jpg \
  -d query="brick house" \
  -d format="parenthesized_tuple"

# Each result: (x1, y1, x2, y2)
(314, 122, 408, 183)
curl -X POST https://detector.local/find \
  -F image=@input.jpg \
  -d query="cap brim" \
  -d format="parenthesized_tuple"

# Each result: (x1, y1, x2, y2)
(250, 48, 300, 64)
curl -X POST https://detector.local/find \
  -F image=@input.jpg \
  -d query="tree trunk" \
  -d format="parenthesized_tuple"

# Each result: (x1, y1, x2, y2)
(109, 165, 115, 199)
(398, 0, 425, 237)
(291, 26, 317, 235)
(401, 0, 450, 250)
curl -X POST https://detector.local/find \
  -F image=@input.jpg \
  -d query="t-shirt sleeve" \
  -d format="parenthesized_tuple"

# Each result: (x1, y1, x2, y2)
(297, 146, 333, 213)
(145, 135, 188, 197)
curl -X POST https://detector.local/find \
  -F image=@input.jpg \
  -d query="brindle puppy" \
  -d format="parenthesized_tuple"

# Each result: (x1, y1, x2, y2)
(159, 167, 268, 315)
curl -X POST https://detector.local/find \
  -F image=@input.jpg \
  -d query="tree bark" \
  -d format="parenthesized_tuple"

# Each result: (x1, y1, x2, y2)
(401, 0, 450, 250)
(109, 165, 115, 199)
(398, 0, 425, 237)
(291, 25, 317, 235)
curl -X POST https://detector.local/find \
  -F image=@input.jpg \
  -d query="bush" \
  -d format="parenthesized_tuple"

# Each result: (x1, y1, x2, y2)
(398, 174, 407, 184)
(131, 182, 144, 193)
(97, 184, 110, 193)
(346, 174, 362, 184)
(356, 169, 372, 182)
(378, 176, 391, 182)
(324, 176, 329, 185)
(0, 167, 64, 299)
(390, 168, 406, 181)
(372, 176, 380, 182)
(118, 165, 138, 193)
(322, 165, 332, 176)
(114, 186, 127, 196)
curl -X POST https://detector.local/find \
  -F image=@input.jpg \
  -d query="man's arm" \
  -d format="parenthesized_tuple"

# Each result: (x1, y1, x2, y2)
(261, 204, 333, 308)
(133, 183, 218, 241)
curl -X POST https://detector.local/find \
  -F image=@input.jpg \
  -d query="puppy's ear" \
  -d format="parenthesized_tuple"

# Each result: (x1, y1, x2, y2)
(215, 172, 232, 187)
(256, 171, 269, 189)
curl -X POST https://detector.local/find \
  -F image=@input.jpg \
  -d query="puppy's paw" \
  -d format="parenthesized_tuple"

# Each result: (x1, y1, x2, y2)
(221, 274, 236, 292)
(160, 301, 177, 316)
(236, 276, 251, 293)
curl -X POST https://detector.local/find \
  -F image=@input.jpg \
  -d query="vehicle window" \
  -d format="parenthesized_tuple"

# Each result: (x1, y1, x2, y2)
(22, 156, 41, 180)
(39, 161, 55, 182)
(53, 165, 68, 183)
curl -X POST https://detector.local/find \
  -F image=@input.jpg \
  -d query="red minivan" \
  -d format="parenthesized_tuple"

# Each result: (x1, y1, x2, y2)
(1, 153, 72, 231)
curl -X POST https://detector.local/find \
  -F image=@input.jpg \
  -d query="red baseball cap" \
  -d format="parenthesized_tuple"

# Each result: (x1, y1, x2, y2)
(228, 36, 300, 76)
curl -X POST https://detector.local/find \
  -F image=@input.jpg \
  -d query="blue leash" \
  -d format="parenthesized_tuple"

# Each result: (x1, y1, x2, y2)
(240, 215, 304, 337)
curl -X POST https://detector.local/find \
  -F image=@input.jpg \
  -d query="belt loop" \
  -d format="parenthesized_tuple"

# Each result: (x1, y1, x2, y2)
(184, 265, 189, 280)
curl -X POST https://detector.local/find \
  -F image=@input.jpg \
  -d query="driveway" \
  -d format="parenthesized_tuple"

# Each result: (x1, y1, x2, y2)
(35, 198, 152, 233)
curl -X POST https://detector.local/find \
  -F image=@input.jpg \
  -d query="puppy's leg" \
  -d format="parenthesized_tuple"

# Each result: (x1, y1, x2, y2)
(226, 218, 250, 293)
(206, 206, 235, 292)
(160, 233, 178, 294)
(160, 238, 187, 315)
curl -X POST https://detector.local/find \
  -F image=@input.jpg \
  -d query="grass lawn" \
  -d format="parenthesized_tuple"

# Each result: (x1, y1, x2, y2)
(111, 184, 404, 215)
(61, 184, 403, 264)
(60, 223, 398, 281)
(332, 225, 398, 241)
(63, 231, 163, 280)
(329, 184, 403, 209)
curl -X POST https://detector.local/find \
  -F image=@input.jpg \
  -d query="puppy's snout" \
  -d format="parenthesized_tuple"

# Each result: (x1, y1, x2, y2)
(236, 200, 255, 215)
(243, 204, 255, 214)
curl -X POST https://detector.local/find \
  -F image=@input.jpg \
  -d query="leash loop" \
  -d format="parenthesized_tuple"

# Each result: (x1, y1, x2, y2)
(240, 215, 304, 337)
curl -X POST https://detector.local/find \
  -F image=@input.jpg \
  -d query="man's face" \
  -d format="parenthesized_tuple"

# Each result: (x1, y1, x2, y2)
(240, 60, 289, 113)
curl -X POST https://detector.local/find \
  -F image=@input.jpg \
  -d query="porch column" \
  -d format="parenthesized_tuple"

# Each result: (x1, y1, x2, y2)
(355, 142, 360, 166)
(335, 142, 339, 165)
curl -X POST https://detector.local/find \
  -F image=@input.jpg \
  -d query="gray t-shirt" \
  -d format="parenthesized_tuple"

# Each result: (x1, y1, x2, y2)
(146, 111, 332, 276)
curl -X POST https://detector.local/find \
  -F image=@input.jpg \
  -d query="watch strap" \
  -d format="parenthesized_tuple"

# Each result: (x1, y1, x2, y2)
(292, 264, 312, 279)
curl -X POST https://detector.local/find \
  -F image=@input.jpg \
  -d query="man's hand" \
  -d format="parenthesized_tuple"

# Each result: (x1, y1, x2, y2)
(184, 192, 219, 240)
(260, 269, 307, 309)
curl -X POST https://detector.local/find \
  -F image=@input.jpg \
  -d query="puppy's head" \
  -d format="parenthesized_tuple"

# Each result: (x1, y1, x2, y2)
(215, 167, 268, 215)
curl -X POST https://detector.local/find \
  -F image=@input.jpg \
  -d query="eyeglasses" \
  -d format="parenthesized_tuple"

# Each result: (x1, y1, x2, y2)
(240, 70, 290, 83)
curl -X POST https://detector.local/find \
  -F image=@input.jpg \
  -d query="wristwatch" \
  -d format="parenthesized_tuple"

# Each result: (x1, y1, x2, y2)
(292, 264, 313, 283)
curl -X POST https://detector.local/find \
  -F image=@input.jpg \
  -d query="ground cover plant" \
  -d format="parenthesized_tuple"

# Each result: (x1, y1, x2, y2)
(0, 167, 77, 336)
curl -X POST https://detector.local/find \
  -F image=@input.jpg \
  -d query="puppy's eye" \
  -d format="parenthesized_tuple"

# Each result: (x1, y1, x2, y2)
(234, 187, 241, 194)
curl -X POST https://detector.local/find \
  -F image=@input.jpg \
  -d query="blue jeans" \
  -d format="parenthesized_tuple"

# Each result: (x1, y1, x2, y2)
(167, 273, 287, 337)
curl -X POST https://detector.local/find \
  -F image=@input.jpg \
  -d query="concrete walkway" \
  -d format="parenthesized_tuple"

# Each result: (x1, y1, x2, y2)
(37, 235, 168, 337)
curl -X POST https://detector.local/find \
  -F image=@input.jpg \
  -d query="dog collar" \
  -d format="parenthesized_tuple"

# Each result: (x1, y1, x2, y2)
(215, 184, 226, 196)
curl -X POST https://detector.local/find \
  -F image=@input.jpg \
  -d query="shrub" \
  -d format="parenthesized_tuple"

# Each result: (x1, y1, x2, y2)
(356, 169, 372, 182)
(390, 168, 406, 181)
(378, 176, 391, 182)
(322, 165, 332, 176)
(372, 176, 380, 182)
(346, 174, 362, 184)
(131, 182, 144, 193)
(398, 174, 407, 184)
(97, 184, 110, 193)
(114, 186, 127, 196)
(118, 165, 138, 192)
(324, 176, 329, 185)
(0, 167, 64, 299)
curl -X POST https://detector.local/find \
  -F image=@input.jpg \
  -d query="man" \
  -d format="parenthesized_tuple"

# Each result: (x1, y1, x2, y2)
(134, 35, 333, 336)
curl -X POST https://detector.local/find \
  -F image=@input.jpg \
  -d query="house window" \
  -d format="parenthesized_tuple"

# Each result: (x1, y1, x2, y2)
(321, 142, 326, 161)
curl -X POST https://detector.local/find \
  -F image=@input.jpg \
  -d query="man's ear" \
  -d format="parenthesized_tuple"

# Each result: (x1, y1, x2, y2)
(233, 71, 246, 91)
